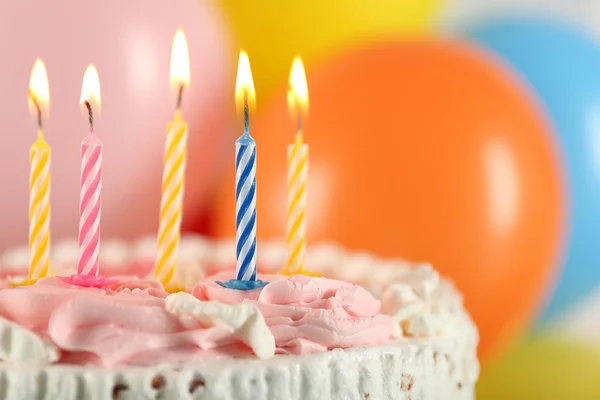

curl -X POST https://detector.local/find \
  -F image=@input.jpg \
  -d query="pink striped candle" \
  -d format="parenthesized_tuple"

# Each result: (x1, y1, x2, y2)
(78, 129, 102, 276)
(78, 65, 103, 277)
(57, 64, 115, 288)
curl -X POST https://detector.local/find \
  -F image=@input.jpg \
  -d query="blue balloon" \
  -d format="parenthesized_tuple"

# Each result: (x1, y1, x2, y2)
(464, 18, 600, 325)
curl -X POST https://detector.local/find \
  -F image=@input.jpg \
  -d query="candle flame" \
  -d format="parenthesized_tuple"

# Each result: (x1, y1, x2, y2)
(288, 56, 309, 118)
(28, 59, 50, 117)
(80, 64, 101, 114)
(235, 50, 256, 114)
(169, 29, 191, 91)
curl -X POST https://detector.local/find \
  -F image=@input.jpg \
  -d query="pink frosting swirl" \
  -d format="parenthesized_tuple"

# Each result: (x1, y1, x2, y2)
(0, 272, 394, 365)
(48, 294, 245, 366)
(193, 272, 393, 354)
(0, 278, 260, 366)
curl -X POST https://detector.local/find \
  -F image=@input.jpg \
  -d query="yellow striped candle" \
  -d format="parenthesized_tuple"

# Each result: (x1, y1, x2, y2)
(283, 57, 311, 275)
(285, 132, 308, 274)
(154, 29, 190, 291)
(28, 59, 51, 282)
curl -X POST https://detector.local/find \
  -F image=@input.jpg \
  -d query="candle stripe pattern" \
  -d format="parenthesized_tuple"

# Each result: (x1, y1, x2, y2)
(29, 146, 50, 279)
(78, 136, 102, 276)
(285, 136, 308, 274)
(155, 119, 188, 287)
(235, 140, 257, 281)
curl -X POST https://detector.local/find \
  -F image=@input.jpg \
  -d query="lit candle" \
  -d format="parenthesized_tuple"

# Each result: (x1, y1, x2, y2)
(216, 51, 267, 290)
(282, 56, 310, 276)
(154, 29, 190, 291)
(78, 65, 103, 277)
(27, 59, 51, 282)
(57, 65, 115, 288)
(234, 51, 257, 282)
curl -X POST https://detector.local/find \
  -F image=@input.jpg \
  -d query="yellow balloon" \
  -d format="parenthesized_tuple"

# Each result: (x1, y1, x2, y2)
(219, 0, 442, 109)
(477, 335, 600, 399)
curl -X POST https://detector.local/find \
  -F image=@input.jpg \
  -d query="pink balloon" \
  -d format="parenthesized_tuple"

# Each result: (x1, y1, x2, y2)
(0, 0, 234, 250)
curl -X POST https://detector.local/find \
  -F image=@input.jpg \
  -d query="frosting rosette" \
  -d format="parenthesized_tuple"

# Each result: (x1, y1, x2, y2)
(258, 275, 394, 354)
(381, 264, 478, 347)
(193, 273, 394, 355)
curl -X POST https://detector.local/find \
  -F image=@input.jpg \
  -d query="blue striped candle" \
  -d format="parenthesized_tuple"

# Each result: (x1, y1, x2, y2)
(216, 50, 267, 291)
(235, 103, 257, 281)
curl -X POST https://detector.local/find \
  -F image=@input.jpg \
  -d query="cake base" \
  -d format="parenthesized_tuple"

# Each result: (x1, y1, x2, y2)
(0, 341, 476, 400)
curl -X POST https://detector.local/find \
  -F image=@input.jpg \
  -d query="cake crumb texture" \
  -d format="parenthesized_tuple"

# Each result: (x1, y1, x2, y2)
(0, 342, 475, 400)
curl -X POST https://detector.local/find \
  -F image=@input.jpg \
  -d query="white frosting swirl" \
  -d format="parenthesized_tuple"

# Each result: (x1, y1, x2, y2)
(0, 245, 29, 276)
(171, 259, 206, 291)
(179, 235, 214, 262)
(99, 239, 131, 266)
(50, 239, 79, 276)
(132, 235, 157, 261)
(379, 264, 477, 345)
(0, 315, 59, 365)
(166, 292, 275, 359)
(256, 239, 287, 273)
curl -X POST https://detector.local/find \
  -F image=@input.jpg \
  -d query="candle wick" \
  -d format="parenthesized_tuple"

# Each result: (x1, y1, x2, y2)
(297, 113, 303, 132)
(243, 92, 250, 135)
(294, 95, 303, 132)
(84, 100, 94, 130)
(29, 91, 43, 130)
(176, 84, 184, 111)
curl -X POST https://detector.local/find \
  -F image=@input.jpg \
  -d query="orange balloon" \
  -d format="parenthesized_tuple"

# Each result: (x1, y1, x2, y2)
(208, 40, 566, 362)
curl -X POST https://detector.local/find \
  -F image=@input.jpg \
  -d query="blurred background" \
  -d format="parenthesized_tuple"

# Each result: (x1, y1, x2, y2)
(2, 0, 600, 398)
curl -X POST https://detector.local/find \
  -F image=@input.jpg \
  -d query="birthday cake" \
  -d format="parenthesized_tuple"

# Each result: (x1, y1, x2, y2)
(0, 235, 479, 400)
(4, 35, 479, 400)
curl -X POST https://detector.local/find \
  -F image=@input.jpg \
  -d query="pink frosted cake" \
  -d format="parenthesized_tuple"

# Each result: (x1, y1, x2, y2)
(0, 235, 479, 400)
